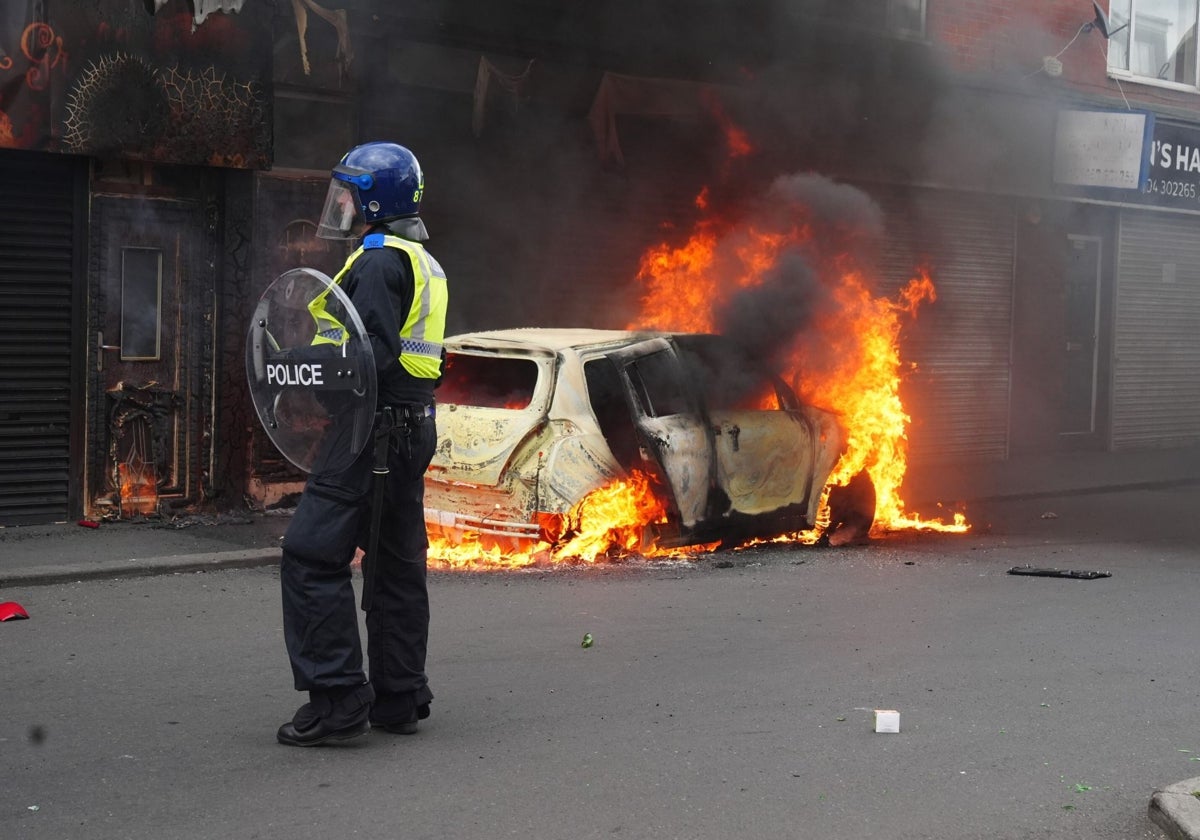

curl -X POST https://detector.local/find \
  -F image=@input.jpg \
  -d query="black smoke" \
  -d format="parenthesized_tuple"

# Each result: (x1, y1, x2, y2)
(709, 172, 884, 381)
(269, 1, 1086, 336)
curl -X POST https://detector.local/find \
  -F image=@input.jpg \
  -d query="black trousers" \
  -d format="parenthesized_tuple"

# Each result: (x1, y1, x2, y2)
(280, 408, 437, 715)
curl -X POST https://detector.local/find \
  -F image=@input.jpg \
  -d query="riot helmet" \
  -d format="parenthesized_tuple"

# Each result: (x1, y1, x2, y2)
(316, 141, 428, 241)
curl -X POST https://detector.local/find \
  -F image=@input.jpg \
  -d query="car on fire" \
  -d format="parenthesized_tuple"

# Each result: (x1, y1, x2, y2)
(424, 328, 866, 552)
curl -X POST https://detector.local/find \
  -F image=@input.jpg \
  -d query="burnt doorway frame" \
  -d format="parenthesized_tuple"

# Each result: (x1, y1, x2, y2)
(87, 195, 211, 518)
(1061, 234, 1103, 438)
(1010, 201, 1115, 454)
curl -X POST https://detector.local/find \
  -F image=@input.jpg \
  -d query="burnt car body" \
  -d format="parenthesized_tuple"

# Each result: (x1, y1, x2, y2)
(424, 328, 848, 551)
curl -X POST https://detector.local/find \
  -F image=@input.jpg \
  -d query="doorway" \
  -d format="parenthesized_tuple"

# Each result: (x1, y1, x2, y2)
(1061, 235, 1102, 437)
(87, 196, 209, 517)
(1010, 202, 1114, 454)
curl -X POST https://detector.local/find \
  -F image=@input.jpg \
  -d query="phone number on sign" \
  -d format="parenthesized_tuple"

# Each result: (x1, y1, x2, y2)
(1142, 178, 1199, 199)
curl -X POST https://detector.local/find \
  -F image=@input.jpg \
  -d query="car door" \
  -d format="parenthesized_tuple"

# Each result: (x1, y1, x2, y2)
(708, 398, 818, 516)
(609, 338, 715, 529)
(672, 335, 819, 518)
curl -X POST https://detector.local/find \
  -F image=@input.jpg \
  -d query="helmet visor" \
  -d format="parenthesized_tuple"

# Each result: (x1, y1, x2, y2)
(316, 178, 361, 240)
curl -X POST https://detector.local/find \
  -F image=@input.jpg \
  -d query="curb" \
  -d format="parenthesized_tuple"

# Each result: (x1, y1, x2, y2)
(0, 548, 279, 589)
(1149, 776, 1200, 840)
(905, 476, 1200, 508)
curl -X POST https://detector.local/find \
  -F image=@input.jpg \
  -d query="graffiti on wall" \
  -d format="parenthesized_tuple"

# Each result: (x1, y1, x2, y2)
(0, 0, 271, 168)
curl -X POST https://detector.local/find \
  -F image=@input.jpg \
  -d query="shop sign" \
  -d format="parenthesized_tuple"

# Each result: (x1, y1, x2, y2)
(1053, 109, 1153, 190)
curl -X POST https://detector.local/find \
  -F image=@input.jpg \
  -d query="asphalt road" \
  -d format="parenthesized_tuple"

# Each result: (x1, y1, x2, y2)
(3, 487, 1198, 840)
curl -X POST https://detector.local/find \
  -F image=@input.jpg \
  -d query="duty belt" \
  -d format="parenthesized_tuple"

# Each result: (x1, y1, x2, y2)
(381, 403, 435, 423)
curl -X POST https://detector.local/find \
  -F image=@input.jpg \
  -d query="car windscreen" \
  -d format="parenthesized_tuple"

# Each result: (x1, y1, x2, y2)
(437, 352, 539, 410)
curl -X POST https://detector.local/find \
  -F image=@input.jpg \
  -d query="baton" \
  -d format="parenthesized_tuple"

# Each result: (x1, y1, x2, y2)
(361, 406, 395, 612)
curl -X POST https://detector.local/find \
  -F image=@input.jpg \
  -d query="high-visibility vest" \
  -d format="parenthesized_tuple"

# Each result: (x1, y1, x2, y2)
(308, 233, 448, 380)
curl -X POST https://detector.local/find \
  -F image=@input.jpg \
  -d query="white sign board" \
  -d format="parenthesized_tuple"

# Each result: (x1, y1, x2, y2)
(1053, 110, 1150, 190)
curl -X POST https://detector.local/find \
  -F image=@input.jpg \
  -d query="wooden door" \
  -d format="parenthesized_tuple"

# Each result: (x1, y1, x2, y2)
(88, 196, 206, 517)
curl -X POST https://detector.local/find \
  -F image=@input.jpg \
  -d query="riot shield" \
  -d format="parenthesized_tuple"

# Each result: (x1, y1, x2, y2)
(245, 268, 377, 475)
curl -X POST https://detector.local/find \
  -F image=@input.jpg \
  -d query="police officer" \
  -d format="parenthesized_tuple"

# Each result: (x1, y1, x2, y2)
(276, 142, 448, 746)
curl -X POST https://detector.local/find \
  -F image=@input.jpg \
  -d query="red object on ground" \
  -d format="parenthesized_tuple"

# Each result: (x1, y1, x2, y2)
(77, 519, 100, 528)
(0, 602, 29, 621)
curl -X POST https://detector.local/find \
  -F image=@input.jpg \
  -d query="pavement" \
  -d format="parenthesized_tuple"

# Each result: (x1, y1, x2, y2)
(2, 443, 1200, 838)
(0, 510, 290, 589)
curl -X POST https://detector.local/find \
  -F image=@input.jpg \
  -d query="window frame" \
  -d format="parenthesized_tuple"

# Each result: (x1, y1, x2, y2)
(436, 350, 543, 411)
(119, 246, 163, 362)
(1107, 0, 1200, 93)
(625, 350, 691, 419)
(888, 0, 927, 40)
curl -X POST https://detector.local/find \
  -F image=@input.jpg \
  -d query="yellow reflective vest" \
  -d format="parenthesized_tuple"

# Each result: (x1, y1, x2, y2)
(308, 233, 448, 380)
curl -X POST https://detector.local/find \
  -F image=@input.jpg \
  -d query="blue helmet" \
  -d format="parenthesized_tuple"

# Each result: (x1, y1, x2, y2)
(316, 141, 427, 240)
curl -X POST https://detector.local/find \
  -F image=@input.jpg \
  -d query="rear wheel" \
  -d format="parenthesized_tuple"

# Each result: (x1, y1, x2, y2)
(820, 469, 876, 545)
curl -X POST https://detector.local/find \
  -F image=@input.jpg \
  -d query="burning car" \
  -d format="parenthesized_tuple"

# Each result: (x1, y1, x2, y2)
(424, 328, 869, 556)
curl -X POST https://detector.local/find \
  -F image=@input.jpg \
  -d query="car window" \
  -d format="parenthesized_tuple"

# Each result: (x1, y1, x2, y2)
(584, 356, 641, 469)
(674, 338, 790, 411)
(626, 350, 690, 418)
(437, 352, 539, 409)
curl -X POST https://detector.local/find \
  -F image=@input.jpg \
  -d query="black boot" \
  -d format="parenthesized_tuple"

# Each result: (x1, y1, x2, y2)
(276, 684, 374, 746)
(370, 698, 430, 735)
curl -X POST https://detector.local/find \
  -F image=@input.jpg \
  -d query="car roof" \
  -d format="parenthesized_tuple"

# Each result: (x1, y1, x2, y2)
(446, 327, 672, 353)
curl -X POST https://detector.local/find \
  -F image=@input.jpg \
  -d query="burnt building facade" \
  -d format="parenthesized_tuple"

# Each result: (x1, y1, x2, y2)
(1, 0, 1198, 526)
(0, 0, 272, 524)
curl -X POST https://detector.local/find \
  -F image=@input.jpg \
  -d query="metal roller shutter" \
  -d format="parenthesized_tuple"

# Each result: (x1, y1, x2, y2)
(875, 187, 1015, 464)
(1112, 210, 1200, 449)
(0, 152, 82, 524)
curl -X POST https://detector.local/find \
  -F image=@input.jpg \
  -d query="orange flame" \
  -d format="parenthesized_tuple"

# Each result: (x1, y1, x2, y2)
(427, 118, 966, 568)
(427, 471, 701, 571)
(701, 89, 753, 160)
(627, 203, 967, 537)
(426, 192, 965, 569)
(118, 461, 158, 517)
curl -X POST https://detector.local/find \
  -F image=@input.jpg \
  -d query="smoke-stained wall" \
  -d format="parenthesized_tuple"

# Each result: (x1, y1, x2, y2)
(212, 168, 258, 505)
(0, 0, 271, 167)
